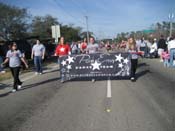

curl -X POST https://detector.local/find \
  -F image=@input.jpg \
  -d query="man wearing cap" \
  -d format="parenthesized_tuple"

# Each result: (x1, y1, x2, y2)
(150, 38, 158, 58)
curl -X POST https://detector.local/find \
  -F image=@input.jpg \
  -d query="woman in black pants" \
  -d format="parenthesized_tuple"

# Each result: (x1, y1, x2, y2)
(1, 42, 28, 92)
(127, 38, 139, 81)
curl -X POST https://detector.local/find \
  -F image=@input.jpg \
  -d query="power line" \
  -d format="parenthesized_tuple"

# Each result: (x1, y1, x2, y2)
(69, 0, 88, 16)
(53, 0, 85, 25)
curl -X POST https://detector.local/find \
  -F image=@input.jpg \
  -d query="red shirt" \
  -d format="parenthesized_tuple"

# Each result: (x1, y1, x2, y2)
(81, 42, 87, 50)
(55, 44, 70, 56)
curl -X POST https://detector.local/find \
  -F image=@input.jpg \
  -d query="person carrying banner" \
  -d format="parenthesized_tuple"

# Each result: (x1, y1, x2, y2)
(127, 38, 140, 81)
(86, 37, 99, 82)
(55, 37, 71, 83)
(80, 38, 87, 54)
(1, 42, 28, 92)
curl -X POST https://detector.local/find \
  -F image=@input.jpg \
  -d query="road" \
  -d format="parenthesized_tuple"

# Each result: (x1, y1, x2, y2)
(0, 58, 175, 131)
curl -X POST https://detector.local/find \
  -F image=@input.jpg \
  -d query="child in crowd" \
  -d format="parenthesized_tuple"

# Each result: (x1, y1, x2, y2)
(162, 51, 170, 67)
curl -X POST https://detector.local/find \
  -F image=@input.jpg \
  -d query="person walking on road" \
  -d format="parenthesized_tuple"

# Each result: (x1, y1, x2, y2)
(1, 42, 28, 93)
(127, 38, 139, 81)
(31, 39, 45, 75)
(55, 37, 71, 83)
(86, 37, 99, 82)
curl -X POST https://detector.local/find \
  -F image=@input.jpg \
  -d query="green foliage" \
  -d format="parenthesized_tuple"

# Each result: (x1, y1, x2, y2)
(0, 2, 29, 40)
(31, 15, 59, 39)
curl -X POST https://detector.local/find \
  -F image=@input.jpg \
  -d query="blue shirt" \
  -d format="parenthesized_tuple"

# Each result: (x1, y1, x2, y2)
(6, 50, 22, 67)
(32, 44, 45, 56)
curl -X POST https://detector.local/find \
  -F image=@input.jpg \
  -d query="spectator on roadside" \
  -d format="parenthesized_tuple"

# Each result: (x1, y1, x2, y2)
(139, 37, 147, 57)
(167, 36, 175, 67)
(80, 38, 87, 54)
(0, 45, 6, 73)
(162, 51, 170, 67)
(78, 41, 81, 54)
(31, 39, 46, 75)
(1, 42, 28, 93)
(149, 38, 158, 58)
(157, 35, 167, 62)
(71, 42, 78, 54)
(55, 37, 71, 83)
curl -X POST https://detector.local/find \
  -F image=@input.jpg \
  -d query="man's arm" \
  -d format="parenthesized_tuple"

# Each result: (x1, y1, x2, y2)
(42, 45, 46, 59)
(31, 46, 34, 59)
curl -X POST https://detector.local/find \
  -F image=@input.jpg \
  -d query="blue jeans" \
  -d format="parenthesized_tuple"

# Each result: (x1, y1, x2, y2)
(58, 58, 64, 81)
(34, 56, 43, 73)
(164, 59, 170, 67)
(170, 49, 175, 67)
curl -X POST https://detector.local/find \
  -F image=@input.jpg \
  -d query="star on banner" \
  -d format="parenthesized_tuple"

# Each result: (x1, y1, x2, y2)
(61, 60, 67, 66)
(123, 58, 129, 64)
(91, 61, 101, 70)
(67, 65, 72, 70)
(118, 63, 123, 68)
(115, 54, 123, 62)
(67, 56, 74, 64)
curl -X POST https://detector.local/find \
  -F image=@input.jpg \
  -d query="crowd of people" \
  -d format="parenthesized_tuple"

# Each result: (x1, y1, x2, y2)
(118, 35, 175, 68)
(1, 35, 175, 92)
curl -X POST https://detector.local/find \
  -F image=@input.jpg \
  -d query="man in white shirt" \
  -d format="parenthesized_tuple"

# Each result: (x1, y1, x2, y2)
(168, 37, 175, 67)
(150, 38, 158, 58)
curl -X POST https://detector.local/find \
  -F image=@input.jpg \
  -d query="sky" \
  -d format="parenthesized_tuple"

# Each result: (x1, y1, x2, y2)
(1, 0, 175, 39)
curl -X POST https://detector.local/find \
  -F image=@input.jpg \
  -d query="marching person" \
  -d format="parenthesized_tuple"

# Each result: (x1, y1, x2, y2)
(1, 42, 28, 93)
(31, 39, 45, 75)
(86, 37, 99, 82)
(55, 37, 71, 83)
(127, 38, 140, 81)
(80, 38, 87, 54)
(105, 41, 111, 52)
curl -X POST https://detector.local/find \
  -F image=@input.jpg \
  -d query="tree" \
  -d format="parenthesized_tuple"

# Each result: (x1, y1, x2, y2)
(0, 2, 29, 40)
(60, 24, 82, 42)
(80, 31, 93, 39)
(31, 15, 59, 39)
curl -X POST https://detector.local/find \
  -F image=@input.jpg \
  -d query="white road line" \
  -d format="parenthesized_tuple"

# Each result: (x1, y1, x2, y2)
(107, 79, 112, 98)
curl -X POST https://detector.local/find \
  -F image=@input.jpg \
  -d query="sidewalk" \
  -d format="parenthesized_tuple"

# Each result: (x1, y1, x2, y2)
(0, 63, 59, 95)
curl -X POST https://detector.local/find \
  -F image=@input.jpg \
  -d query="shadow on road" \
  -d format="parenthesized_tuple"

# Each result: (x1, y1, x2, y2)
(20, 77, 60, 91)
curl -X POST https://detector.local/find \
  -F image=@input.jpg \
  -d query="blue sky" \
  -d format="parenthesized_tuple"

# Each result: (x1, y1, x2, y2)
(1, 0, 175, 39)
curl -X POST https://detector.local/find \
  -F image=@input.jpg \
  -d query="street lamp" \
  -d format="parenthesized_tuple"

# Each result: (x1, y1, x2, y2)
(168, 13, 174, 37)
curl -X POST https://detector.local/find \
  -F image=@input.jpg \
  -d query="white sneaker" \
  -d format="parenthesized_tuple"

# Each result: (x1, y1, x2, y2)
(11, 89, 17, 93)
(0, 71, 6, 74)
(17, 85, 22, 90)
(131, 77, 135, 81)
(92, 79, 95, 83)
(39, 73, 43, 75)
(60, 79, 64, 83)
(35, 72, 39, 75)
(160, 59, 163, 62)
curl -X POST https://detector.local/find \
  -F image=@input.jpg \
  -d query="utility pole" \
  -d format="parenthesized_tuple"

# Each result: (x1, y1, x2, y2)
(169, 13, 174, 37)
(85, 16, 90, 44)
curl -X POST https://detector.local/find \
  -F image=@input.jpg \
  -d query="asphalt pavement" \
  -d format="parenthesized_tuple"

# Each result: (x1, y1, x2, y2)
(0, 58, 175, 131)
